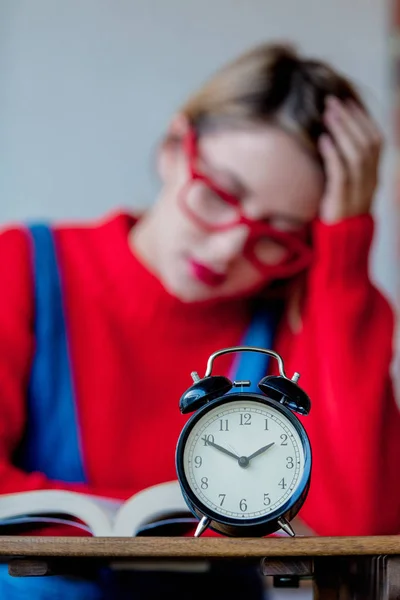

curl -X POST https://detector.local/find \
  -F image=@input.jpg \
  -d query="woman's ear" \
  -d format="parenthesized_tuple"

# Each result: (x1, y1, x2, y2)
(157, 113, 190, 182)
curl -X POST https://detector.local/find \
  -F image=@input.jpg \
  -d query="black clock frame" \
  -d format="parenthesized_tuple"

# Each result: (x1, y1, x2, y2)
(175, 392, 312, 537)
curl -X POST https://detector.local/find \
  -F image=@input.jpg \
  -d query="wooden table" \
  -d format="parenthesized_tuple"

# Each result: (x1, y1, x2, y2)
(2, 535, 400, 599)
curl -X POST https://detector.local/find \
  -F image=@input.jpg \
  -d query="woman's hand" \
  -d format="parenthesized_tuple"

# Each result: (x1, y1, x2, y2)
(318, 96, 383, 224)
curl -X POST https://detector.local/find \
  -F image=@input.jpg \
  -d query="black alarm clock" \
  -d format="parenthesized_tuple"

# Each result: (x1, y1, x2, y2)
(175, 346, 312, 538)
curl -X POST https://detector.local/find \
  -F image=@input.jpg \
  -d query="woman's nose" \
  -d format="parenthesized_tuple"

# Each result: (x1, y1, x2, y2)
(209, 225, 250, 267)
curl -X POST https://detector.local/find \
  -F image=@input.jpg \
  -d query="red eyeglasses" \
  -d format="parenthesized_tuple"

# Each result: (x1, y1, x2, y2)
(177, 128, 314, 278)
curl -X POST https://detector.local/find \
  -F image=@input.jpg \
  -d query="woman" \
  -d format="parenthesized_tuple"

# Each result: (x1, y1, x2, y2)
(0, 42, 399, 598)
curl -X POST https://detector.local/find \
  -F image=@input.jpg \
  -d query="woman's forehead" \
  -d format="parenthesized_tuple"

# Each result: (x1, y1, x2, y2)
(199, 125, 324, 221)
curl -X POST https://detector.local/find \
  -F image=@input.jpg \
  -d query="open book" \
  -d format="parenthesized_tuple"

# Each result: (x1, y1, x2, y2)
(0, 480, 198, 537)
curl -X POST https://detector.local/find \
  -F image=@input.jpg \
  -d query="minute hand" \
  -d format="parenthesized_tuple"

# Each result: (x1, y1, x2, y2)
(247, 442, 275, 462)
(202, 437, 240, 460)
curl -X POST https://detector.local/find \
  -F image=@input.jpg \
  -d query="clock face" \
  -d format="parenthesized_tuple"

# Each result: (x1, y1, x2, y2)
(181, 398, 308, 521)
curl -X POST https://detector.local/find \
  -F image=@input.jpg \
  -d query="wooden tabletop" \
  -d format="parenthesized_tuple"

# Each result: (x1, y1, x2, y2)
(0, 536, 399, 559)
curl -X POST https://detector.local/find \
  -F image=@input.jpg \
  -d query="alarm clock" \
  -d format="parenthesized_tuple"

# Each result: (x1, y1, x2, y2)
(175, 346, 312, 538)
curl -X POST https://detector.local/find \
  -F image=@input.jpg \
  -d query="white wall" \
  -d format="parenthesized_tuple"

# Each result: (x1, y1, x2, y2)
(0, 0, 397, 303)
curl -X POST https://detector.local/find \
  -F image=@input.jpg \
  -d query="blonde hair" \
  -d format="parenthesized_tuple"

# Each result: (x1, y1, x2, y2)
(180, 42, 365, 162)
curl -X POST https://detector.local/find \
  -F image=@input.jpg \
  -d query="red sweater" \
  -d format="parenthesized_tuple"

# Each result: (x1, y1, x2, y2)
(0, 210, 399, 536)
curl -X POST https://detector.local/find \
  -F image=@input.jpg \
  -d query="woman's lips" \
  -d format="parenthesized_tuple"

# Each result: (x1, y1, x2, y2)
(188, 259, 227, 287)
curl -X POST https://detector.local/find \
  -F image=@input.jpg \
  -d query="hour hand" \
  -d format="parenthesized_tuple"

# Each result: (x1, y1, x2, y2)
(247, 442, 275, 462)
(202, 437, 240, 460)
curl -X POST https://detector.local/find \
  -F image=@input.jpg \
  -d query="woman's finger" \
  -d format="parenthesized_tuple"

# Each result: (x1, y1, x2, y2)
(318, 134, 348, 222)
(323, 102, 367, 183)
(348, 101, 383, 150)
(325, 97, 370, 151)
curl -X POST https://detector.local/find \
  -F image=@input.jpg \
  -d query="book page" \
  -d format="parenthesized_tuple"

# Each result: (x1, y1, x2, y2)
(113, 480, 193, 536)
(0, 490, 118, 536)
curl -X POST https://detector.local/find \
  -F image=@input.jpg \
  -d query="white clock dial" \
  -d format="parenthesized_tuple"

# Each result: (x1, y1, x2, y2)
(182, 399, 306, 520)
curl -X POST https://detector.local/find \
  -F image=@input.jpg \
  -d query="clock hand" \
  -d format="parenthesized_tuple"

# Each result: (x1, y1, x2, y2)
(201, 437, 240, 461)
(246, 442, 275, 462)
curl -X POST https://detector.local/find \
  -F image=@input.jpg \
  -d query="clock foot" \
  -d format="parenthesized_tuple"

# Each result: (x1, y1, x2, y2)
(194, 516, 211, 537)
(277, 517, 295, 537)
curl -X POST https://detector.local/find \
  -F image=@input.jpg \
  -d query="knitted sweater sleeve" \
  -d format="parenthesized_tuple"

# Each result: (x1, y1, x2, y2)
(280, 215, 400, 536)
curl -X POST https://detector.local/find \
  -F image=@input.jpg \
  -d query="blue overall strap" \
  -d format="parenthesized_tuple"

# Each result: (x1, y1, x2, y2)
(228, 304, 281, 392)
(16, 224, 86, 483)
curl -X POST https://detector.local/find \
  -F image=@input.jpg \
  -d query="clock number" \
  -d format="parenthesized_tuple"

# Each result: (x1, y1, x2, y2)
(218, 494, 226, 506)
(203, 434, 215, 446)
(201, 477, 209, 489)
(239, 499, 247, 512)
(264, 418, 269, 430)
(280, 434, 288, 446)
(239, 413, 251, 426)
(278, 478, 287, 490)
(263, 493, 271, 506)
(286, 456, 294, 469)
(219, 419, 229, 431)
(194, 456, 202, 468)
